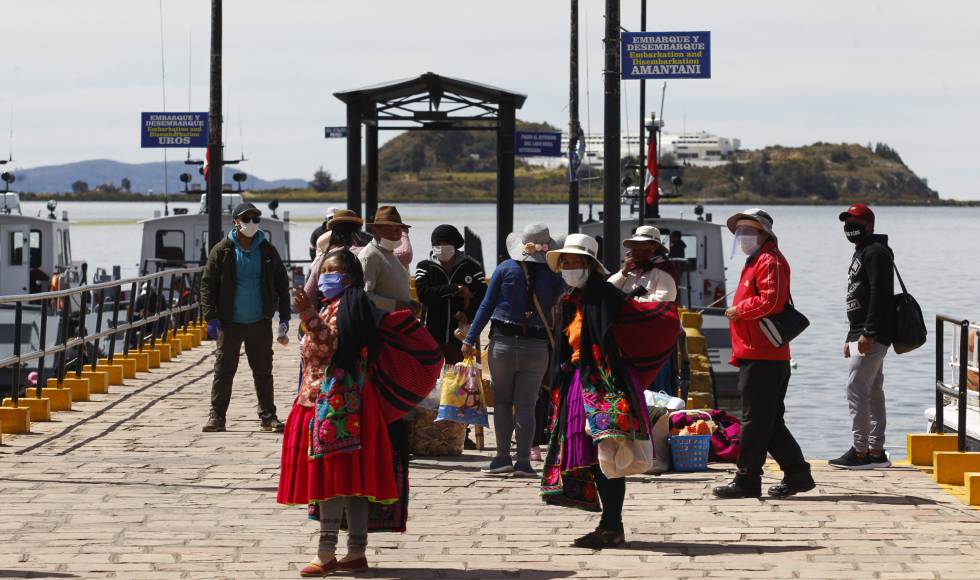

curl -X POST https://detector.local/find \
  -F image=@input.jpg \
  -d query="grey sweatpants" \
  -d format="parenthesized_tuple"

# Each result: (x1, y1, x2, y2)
(846, 341, 888, 453)
(318, 496, 369, 556)
(488, 335, 550, 463)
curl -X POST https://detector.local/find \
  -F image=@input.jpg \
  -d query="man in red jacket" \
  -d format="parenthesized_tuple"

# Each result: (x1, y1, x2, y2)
(712, 208, 815, 499)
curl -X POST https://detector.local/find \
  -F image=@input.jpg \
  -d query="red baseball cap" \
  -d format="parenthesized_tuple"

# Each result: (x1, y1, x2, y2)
(838, 203, 875, 225)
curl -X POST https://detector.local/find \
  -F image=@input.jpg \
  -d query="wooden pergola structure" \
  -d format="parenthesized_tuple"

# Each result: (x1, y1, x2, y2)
(334, 72, 527, 264)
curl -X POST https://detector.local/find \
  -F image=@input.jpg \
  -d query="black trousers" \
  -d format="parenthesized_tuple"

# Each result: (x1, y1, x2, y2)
(210, 320, 277, 421)
(737, 359, 809, 480)
(593, 466, 626, 532)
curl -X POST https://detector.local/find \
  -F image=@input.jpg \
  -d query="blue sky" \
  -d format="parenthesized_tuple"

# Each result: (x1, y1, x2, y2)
(2, 0, 978, 199)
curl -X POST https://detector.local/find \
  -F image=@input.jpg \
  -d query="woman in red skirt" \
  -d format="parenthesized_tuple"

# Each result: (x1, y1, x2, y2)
(278, 250, 442, 577)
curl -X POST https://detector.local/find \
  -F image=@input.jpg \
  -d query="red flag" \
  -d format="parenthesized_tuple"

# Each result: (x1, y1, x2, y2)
(203, 149, 210, 182)
(644, 131, 659, 207)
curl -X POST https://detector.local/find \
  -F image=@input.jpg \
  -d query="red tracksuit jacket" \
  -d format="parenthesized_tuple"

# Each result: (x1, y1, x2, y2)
(729, 240, 791, 365)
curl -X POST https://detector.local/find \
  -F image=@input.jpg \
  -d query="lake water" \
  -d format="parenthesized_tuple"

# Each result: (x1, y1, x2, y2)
(16, 199, 980, 461)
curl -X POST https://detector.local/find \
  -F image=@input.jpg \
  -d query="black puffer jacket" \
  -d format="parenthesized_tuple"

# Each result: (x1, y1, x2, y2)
(414, 254, 486, 344)
(846, 234, 894, 345)
(201, 238, 290, 325)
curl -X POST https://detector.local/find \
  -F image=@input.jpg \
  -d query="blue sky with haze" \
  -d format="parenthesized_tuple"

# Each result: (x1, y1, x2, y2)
(2, 0, 977, 199)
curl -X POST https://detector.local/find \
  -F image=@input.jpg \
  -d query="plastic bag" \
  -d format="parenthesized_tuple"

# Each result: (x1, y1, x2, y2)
(435, 357, 489, 427)
(597, 437, 654, 478)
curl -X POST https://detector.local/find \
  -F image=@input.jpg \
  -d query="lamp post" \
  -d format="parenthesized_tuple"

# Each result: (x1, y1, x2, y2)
(602, 0, 621, 272)
(206, 0, 224, 250)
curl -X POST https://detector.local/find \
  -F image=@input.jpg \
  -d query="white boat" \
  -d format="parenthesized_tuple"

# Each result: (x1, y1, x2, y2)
(926, 321, 980, 451)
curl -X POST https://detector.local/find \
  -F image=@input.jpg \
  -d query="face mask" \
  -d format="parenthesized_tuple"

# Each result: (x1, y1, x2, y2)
(378, 237, 400, 251)
(561, 268, 590, 288)
(732, 232, 763, 258)
(317, 273, 347, 300)
(432, 245, 456, 261)
(844, 223, 866, 244)
(238, 222, 259, 238)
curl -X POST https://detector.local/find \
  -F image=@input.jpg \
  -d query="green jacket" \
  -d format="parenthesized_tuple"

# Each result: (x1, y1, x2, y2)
(201, 238, 290, 324)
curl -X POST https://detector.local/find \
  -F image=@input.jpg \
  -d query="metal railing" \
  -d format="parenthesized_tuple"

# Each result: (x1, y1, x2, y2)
(0, 266, 205, 406)
(934, 314, 976, 452)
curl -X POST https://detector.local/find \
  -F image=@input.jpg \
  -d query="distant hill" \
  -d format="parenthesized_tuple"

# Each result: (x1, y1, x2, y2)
(7, 159, 307, 194)
(674, 142, 939, 203)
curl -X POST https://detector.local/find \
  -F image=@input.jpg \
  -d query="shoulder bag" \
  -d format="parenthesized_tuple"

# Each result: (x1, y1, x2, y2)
(758, 295, 810, 348)
(892, 263, 927, 354)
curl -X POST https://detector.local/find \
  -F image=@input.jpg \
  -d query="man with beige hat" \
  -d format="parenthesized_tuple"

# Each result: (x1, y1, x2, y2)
(608, 225, 677, 302)
(358, 206, 412, 312)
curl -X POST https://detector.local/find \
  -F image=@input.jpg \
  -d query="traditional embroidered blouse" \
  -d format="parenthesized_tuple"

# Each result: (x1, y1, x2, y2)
(297, 300, 340, 407)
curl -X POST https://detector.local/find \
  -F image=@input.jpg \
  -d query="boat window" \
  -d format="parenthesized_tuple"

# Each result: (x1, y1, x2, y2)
(155, 230, 186, 262)
(29, 230, 42, 269)
(8, 231, 24, 265)
(62, 230, 72, 264)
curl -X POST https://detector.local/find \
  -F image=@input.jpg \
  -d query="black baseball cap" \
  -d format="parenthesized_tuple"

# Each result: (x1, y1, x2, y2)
(233, 202, 261, 219)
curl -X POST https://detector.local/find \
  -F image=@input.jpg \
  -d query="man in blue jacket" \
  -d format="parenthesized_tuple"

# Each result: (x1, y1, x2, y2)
(201, 202, 291, 433)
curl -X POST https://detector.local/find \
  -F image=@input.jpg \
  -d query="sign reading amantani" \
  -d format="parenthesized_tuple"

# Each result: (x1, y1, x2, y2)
(621, 31, 711, 80)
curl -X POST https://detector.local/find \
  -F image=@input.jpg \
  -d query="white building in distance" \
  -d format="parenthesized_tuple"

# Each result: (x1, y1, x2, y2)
(526, 131, 741, 169)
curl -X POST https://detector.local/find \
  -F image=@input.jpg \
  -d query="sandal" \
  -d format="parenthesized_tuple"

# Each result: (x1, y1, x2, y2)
(300, 558, 339, 577)
(572, 528, 625, 550)
(338, 556, 369, 572)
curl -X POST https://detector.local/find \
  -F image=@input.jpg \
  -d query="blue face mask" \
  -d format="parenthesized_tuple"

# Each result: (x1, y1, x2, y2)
(317, 273, 347, 300)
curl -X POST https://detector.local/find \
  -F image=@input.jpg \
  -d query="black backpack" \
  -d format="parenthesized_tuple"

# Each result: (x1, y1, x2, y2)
(892, 263, 927, 354)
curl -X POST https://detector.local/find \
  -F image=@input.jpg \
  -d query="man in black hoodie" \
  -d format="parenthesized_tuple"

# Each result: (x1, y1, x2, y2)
(830, 204, 894, 470)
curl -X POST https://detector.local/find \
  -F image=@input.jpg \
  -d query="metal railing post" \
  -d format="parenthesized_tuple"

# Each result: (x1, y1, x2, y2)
(74, 287, 89, 379)
(162, 273, 177, 343)
(90, 288, 106, 372)
(123, 282, 137, 357)
(55, 294, 71, 386)
(108, 284, 122, 364)
(35, 302, 48, 399)
(137, 282, 150, 353)
(957, 320, 969, 452)
(11, 302, 23, 406)
(935, 316, 944, 434)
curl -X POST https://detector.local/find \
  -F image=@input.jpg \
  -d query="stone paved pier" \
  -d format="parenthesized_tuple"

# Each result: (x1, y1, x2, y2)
(2, 337, 980, 579)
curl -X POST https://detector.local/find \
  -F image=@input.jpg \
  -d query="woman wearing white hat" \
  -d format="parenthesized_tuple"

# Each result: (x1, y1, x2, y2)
(608, 225, 677, 302)
(540, 234, 680, 549)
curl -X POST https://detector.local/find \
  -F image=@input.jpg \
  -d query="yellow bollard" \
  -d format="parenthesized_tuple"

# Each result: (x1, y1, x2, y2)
(906, 433, 959, 466)
(154, 342, 173, 362)
(0, 406, 31, 434)
(139, 348, 161, 369)
(933, 452, 980, 485)
(965, 473, 980, 506)
(126, 352, 151, 372)
(40, 388, 72, 411)
(2, 397, 52, 422)
(167, 338, 183, 356)
(100, 357, 136, 379)
(46, 377, 91, 402)
(178, 333, 194, 350)
(79, 370, 110, 395)
(96, 364, 125, 386)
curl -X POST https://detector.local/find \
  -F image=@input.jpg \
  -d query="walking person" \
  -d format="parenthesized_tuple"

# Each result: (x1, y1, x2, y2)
(540, 234, 680, 548)
(277, 250, 443, 576)
(201, 202, 291, 433)
(358, 206, 413, 312)
(608, 225, 677, 302)
(415, 224, 486, 366)
(712, 208, 815, 499)
(830, 204, 895, 470)
(461, 224, 564, 477)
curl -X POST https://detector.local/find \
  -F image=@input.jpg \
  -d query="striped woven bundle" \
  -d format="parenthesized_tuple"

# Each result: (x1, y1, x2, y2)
(612, 300, 681, 387)
(372, 310, 445, 424)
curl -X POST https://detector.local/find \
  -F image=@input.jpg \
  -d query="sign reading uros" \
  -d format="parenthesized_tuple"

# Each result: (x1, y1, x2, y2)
(621, 31, 711, 80)
(141, 112, 209, 148)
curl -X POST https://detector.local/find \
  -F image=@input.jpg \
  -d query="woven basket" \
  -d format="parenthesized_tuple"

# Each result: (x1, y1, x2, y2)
(408, 407, 465, 456)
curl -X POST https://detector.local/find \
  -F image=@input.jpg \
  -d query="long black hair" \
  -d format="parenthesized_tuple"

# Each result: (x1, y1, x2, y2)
(329, 250, 381, 372)
(329, 222, 361, 249)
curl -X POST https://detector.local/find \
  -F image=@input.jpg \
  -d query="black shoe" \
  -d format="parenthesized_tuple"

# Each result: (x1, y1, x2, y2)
(829, 447, 872, 470)
(768, 473, 816, 498)
(202, 415, 226, 432)
(868, 451, 892, 468)
(712, 476, 762, 499)
(463, 437, 478, 450)
(572, 527, 625, 550)
(260, 418, 285, 433)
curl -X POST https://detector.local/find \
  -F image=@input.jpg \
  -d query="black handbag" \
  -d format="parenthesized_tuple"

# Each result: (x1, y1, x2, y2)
(892, 264, 927, 354)
(759, 298, 810, 348)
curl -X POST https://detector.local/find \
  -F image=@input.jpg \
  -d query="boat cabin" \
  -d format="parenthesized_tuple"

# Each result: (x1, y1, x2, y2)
(138, 194, 292, 274)
(0, 195, 78, 296)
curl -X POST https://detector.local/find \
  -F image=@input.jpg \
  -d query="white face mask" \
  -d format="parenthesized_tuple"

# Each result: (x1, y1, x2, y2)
(732, 232, 763, 257)
(238, 222, 259, 238)
(378, 237, 400, 251)
(561, 268, 589, 288)
(432, 245, 456, 261)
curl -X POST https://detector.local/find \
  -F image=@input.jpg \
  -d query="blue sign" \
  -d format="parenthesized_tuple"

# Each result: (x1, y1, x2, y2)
(621, 31, 711, 80)
(324, 126, 348, 139)
(515, 131, 563, 157)
(141, 112, 208, 148)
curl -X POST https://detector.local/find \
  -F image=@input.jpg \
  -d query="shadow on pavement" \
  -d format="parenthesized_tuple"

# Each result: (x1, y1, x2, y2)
(623, 541, 820, 556)
(784, 493, 941, 506)
(0, 571, 80, 578)
(360, 569, 575, 579)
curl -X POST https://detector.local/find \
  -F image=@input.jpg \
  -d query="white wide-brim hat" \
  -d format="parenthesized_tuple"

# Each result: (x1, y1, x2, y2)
(623, 225, 663, 248)
(546, 233, 609, 275)
(505, 223, 559, 264)
(726, 208, 777, 240)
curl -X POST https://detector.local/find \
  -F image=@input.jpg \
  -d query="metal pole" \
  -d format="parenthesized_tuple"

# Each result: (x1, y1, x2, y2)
(346, 102, 362, 215)
(637, 0, 647, 227)
(55, 297, 71, 386)
(602, 0, 622, 272)
(568, 0, 581, 235)
(108, 284, 122, 363)
(11, 302, 22, 406)
(35, 301, 48, 398)
(365, 111, 379, 222)
(90, 289, 106, 372)
(957, 320, 969, 452)
(496, 101, 516, 264)
(935, 317, 944, 434)
(206, 0, 223, 251)
(74, 290, 88, 378)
